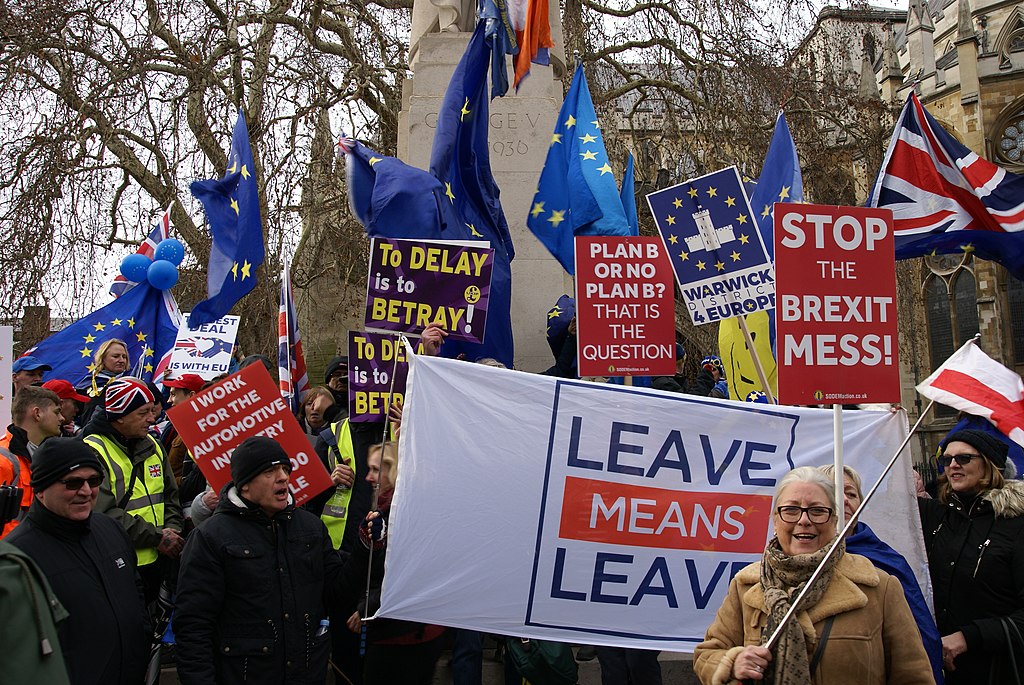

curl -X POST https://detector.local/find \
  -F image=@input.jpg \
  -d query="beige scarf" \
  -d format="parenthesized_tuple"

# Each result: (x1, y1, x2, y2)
(758, 535, 844, 685)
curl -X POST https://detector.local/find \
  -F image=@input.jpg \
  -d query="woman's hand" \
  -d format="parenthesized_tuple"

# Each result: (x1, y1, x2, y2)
(346, 611, 363, 633)
(942, 631, 967, 671)
(733, 645, 772, 681)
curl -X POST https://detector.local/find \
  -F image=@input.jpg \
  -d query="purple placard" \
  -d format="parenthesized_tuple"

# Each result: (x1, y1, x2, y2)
(364, 238, 493, 344)
(348, 331, 410, 423)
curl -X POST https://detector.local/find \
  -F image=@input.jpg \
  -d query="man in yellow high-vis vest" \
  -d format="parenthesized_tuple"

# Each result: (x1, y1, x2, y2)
(83, 377, 183, 602)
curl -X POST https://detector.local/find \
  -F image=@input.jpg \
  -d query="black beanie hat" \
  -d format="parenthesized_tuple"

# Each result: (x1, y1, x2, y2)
(30, 438, 105, 491)
(325, 356, 349, 384)
(230, 436, 292, 489)
(944, 429, 1010, 469)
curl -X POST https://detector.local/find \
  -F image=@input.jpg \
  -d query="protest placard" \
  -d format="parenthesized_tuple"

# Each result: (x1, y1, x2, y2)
(166, 363, 332, 504)
(377, 352, 925, 652)
(167, 313, 239, 379)
(349, 331, 409, 422)
(774, 204, 900, 405)
(364, 238, 493, 344)
(645, 166, 775, 326)
(574, 237, 675, 377)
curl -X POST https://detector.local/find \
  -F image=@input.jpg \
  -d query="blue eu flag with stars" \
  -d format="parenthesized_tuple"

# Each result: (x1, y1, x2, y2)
(527, 64, 630, 275)
(27, 283, 182, 388)
(749, 112, 803, 261)
(189, 110, 265, 328)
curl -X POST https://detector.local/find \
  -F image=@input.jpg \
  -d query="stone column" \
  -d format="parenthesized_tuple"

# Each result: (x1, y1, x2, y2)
(398, 34, 572, 372)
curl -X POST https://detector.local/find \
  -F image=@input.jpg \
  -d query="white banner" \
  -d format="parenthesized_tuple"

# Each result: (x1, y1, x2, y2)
(167, 313, 239, 379)
(378, 352, 928, 652)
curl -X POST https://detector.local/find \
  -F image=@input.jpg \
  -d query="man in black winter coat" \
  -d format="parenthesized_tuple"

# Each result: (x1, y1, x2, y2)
(175, 436, 363, 685)
(6, 438, 150, 685)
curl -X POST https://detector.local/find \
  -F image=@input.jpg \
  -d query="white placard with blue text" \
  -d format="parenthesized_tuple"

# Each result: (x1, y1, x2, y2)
(646, 166, 775, 326)
(167, 313, 239, 380)
(376, 350, 928, 652)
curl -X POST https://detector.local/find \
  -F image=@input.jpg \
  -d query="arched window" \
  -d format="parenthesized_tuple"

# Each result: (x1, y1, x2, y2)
(924, 257, 979, 417)
(994, 97, 1024, 172)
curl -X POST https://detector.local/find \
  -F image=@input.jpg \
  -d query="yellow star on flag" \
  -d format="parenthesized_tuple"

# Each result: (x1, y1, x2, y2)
(580, 150, 597, 161)
(579, 133, 597, 144)
(730, 250, 741, 262)
(144, 347, 154, 358)
(668, 234, 678, 245)
(231, 198, 240, 214)
(551, 133, 562, 144)
(687, 187, 698, 198)
(93, 323, 105, 332)
(761, 205, 771, 218)
(144, 363, 154, 373)
(725, 196, 736, 207)
(666, 215, 676, 225)
(960, 244, 975, 254)
(679, 250, 689, 261)
(445, 182, 455, 203)
(548, 306, 562, 320)
(136, 332, 147, 342)
(460, 98, 471, 121)
(672, 198, 683, 208)
(84, 334, 96, 343)
(80, 347, 92, 358)
(779, 186, 790, 200)
(240, 164, 250, 180)
(706, 187, 717, 198)
(548, 210, 566, 227)
(467, 223, 483, 238)
(739, 233, 750, 245)
(715, 261, 726, 271)
(126, 318, 135, 328)
(565, 115, 576, 128)
(227, 160, 237, 174)
(110, 318, 122, 326)
(597, 163, 612, 176)
(231, 262, 239, 280)
(87, 363, 98, 374)
(531, 202, 545, 218)
(368, 156, 382, 166)
(241, 260, 252, 279)
(737, 214, 748, 224)
(696, 260, 706, 271)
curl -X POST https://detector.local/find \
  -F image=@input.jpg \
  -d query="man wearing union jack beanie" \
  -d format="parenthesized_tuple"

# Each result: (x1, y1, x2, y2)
(82, 376, 184, 602)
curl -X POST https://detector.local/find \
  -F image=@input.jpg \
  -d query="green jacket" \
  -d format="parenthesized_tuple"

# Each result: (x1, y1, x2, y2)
(0, 540, 71, 685)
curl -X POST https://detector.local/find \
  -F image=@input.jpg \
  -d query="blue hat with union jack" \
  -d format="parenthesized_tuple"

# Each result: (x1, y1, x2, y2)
(104, 377, 155, 420)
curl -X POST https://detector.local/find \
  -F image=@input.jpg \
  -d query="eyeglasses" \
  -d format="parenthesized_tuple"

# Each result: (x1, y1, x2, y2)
(937, 453, 982, 468)
(59, 475, 103, 491)
(776, 506, 833, 524)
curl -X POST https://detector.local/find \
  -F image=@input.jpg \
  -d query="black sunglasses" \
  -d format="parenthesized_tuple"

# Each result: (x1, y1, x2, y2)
(59, 475, 103, 491)
(937, 453, 982, 468)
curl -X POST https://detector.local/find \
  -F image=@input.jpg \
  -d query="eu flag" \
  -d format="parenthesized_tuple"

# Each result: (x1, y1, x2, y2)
(527, 64, 629, 274)
(427, 22, 515, 368)
(189, 110, 265, 327)
(27, 283, 183, 388)
(341, 136, 448, 241)
(749, 111, 803, 261)
(620, 152, 639, 236)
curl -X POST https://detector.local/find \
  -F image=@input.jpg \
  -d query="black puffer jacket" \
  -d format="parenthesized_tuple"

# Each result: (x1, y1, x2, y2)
(175, 485, 362, 685)
(919, 479, 1024, 684)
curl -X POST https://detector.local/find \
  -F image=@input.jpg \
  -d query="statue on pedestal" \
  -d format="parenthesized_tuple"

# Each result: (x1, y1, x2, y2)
(408, 0, 478, 62)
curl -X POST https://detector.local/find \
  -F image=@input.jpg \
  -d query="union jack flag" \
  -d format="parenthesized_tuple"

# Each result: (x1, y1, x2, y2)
(110, 206, 172, 298)
(148, 463, 162, 478)
(867, 92, 1024, 280)
(278, 264, 309, 414)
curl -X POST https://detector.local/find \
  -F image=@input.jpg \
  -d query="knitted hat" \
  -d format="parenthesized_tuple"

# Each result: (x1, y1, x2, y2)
(30, 438, 104, 491)
(230, 436, 292, 488)
(944, 429, 1009, 469)
(104, 377, 155, 420)
(325, 356, 349, 384)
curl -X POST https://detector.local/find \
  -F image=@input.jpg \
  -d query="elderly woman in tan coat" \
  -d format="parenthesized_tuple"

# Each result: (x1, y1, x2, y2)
(693, 466, 935, 685)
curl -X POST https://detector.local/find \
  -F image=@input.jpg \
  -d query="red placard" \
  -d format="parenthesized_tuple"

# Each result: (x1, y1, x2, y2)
(574, 236, 676, 378)
(774, 204, 900, 404)
(166, 363, 333, 505)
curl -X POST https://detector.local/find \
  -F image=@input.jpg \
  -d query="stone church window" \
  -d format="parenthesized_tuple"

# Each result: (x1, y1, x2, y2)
(924, 257, 978, 416)
(998, 114, 1024, 165)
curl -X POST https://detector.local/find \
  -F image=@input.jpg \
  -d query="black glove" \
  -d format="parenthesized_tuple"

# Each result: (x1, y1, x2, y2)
(361, 513, 387, 542)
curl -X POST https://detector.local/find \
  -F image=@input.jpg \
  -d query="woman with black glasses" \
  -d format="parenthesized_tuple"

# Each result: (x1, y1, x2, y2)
(920, 428, 1024, 683)
(694, 466, 932, 684)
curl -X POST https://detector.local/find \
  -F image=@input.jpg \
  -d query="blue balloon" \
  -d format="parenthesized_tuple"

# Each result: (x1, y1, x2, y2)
(154, 238, 185, 266)
(147, 259, 179, 290)
(120, 253, 152, 282)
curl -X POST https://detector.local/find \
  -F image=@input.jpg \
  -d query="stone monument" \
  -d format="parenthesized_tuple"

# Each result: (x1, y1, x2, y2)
(399, 5, 572, 372)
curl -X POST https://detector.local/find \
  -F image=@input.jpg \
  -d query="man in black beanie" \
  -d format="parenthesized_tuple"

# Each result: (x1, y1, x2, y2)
(175, 436, 369, 685)
(7, 438, 149, 685)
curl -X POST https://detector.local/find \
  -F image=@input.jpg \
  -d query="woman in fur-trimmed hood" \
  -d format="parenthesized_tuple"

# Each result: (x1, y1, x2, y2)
(920, 428, 1024, 684)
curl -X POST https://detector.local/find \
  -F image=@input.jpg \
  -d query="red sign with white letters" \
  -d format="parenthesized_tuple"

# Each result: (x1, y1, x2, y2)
(774, 204, 900, 405)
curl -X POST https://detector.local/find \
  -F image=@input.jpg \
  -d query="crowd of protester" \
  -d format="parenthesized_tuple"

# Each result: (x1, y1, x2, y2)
(1, 309, 1022, 685)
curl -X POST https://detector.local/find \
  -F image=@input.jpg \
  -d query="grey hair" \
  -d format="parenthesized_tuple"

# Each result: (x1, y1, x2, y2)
(476, 357, 506, 369)
(817, 464, 862, 500)
(1005, 459, 1018, 480)
(774, 466, 838, 511)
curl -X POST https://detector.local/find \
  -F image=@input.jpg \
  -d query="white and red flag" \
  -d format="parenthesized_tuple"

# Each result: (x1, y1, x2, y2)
(278, 263, 310, 414)
(917, 338, 1024, 446)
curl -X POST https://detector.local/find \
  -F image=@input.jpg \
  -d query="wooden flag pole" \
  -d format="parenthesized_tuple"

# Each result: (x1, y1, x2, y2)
(737, 315, 776, 404)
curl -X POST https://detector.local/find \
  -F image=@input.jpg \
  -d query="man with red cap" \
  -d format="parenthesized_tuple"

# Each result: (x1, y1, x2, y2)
(41, 379, 91, 436)
(83, 376, 184, 600)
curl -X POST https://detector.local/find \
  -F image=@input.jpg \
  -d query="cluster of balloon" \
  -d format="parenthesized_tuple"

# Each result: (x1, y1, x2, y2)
(119, 239, 185, 291)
